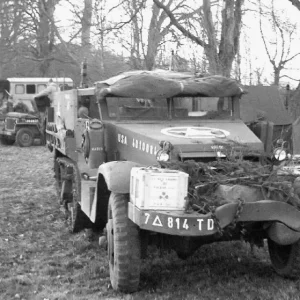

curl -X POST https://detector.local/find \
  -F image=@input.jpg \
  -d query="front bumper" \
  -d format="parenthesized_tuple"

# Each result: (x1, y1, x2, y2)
(128, 200, 300, 237)
(0, 130, 15, 137)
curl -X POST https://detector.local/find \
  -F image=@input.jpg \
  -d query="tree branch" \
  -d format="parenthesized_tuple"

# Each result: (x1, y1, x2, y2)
(153, 0, 207, 48)
(288, 0, 300, 11)
(259, 0, 274, 66)
(280, 74, 300, 81)
(282, 52, 300, 64)
(39, 3, 80, 67)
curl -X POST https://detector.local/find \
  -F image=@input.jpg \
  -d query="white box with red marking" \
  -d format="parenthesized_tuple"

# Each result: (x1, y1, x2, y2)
(130, 167, 189, 210)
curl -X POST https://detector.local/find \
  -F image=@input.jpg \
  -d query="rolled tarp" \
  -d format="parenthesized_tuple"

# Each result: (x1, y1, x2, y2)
(95, 70, 243, 100)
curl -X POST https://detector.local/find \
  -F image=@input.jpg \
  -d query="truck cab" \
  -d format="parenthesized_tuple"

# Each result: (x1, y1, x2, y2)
(46, 70, 300, 293)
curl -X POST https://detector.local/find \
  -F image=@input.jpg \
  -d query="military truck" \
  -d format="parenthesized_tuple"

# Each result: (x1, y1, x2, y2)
(46, 69, 300, 293)
(0, 77, 73, 147)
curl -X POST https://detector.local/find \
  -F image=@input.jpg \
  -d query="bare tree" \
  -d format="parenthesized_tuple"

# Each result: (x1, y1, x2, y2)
(120, 0, 200, 70)
(0, 0, 24, 77)
(36, 0, 59, 75)
(82, 0, 93, 51)
(259, 0, 300, 85)
(153, 0, 244, 76)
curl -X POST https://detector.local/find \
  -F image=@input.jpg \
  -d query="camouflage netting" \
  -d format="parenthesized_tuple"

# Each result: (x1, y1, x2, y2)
(160, 156, 300, 213)
(95, 70, 243, 100)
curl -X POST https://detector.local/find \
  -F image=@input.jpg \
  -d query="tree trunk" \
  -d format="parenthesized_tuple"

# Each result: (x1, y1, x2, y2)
(144, 3, 165, 70)
(82, 0, 92, 51)
(153, 0, 244, 77)
(37, 0, 57, 76)
(273, 67, 280, 85)
(129, 0, 143, 69)
(218, 0, 244, 76)
(202, 1, 220, 74)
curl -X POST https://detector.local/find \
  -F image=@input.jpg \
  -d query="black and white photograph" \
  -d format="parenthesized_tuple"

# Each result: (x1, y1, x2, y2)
(1, 1, 300, 299)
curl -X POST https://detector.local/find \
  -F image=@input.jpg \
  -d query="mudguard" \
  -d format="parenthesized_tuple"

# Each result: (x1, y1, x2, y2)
(98, 161, 143, 193)
(90, 161, 142, 223)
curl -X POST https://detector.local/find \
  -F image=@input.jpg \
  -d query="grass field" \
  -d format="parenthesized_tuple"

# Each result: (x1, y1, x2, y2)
(1, 145, 300, 300)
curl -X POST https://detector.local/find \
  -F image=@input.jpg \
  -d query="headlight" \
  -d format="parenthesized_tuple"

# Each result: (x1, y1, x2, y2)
(274, 148, 287, 161)
(156, 150, 170, 162)
(156, 140, 173, 162)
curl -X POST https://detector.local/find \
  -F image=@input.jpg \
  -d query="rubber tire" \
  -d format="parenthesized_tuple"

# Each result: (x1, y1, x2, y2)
(16, 128, 34, 147)
(0, 137, 15, 145)
(107, 193, 141, 293)
(268, 238, 300, 277)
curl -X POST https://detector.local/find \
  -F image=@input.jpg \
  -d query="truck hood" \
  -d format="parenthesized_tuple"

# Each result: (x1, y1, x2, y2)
(115, 119, 264, 161)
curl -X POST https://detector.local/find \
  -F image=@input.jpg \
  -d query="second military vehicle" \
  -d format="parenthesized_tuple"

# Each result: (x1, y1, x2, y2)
(0, 77, 73, 146)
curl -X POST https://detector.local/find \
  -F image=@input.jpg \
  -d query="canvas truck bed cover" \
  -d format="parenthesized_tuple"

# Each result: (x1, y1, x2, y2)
(95, 70, 243, 99)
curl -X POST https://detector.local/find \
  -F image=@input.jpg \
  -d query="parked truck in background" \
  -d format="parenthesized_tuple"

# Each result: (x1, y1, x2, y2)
(46, 67, 300, 293)
(0, 77, 73, 146)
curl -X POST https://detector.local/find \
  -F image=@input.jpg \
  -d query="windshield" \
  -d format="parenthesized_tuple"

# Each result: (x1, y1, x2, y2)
(105, 97, 232, 120)
(14, 99, 36, 113)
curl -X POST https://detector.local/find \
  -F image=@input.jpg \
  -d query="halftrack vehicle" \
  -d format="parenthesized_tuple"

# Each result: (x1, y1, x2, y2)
(46, 69, 300, 293)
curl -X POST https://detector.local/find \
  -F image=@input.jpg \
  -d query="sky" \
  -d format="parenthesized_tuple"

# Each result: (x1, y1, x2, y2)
(241, 0, 300, 87)
(55, 0, 300, 87)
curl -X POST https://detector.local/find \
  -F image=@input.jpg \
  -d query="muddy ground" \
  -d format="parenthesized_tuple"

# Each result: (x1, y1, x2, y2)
(1, 145, 300, 300)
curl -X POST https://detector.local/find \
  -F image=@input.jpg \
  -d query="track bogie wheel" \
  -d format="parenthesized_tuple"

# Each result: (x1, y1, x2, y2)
(54, 157, 91, 233)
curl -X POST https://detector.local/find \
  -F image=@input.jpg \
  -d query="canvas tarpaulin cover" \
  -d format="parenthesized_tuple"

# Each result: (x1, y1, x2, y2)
(95, 70, 243, 100)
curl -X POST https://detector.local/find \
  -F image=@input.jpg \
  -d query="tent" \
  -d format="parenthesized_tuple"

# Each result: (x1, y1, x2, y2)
(241, 85, 293, 151)
(240, 85, 292, 125)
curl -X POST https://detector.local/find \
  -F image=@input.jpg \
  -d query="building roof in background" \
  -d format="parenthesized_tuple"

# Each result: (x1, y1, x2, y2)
(241, 85, 292, 125)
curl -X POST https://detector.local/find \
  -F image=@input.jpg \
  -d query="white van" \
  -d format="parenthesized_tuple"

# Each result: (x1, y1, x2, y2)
(7, 77, 73, 103)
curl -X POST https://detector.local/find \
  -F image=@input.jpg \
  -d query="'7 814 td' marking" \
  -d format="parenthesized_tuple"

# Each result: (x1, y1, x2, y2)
(144, 213, 215, 231)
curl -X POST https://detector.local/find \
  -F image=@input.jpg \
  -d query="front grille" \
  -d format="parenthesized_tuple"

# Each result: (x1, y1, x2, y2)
(5, 118, 17, 130)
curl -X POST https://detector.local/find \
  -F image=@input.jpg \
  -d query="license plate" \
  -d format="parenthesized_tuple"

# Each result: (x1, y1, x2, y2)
(142, 212, 215, 232)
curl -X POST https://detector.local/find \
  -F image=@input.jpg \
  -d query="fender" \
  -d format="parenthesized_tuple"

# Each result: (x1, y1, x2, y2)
(98, 161, 143, 193)
(90, 161, 143, 223)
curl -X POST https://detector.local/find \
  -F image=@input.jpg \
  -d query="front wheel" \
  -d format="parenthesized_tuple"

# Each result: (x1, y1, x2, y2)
(16, 128, 34, 147)
(107, 193, 141, 293)
(268, 238, 300, 277)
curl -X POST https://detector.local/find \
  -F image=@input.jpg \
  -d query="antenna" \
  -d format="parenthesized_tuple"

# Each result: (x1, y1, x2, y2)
(80, 58, 88, 88)
(169, 50, 174, 71)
